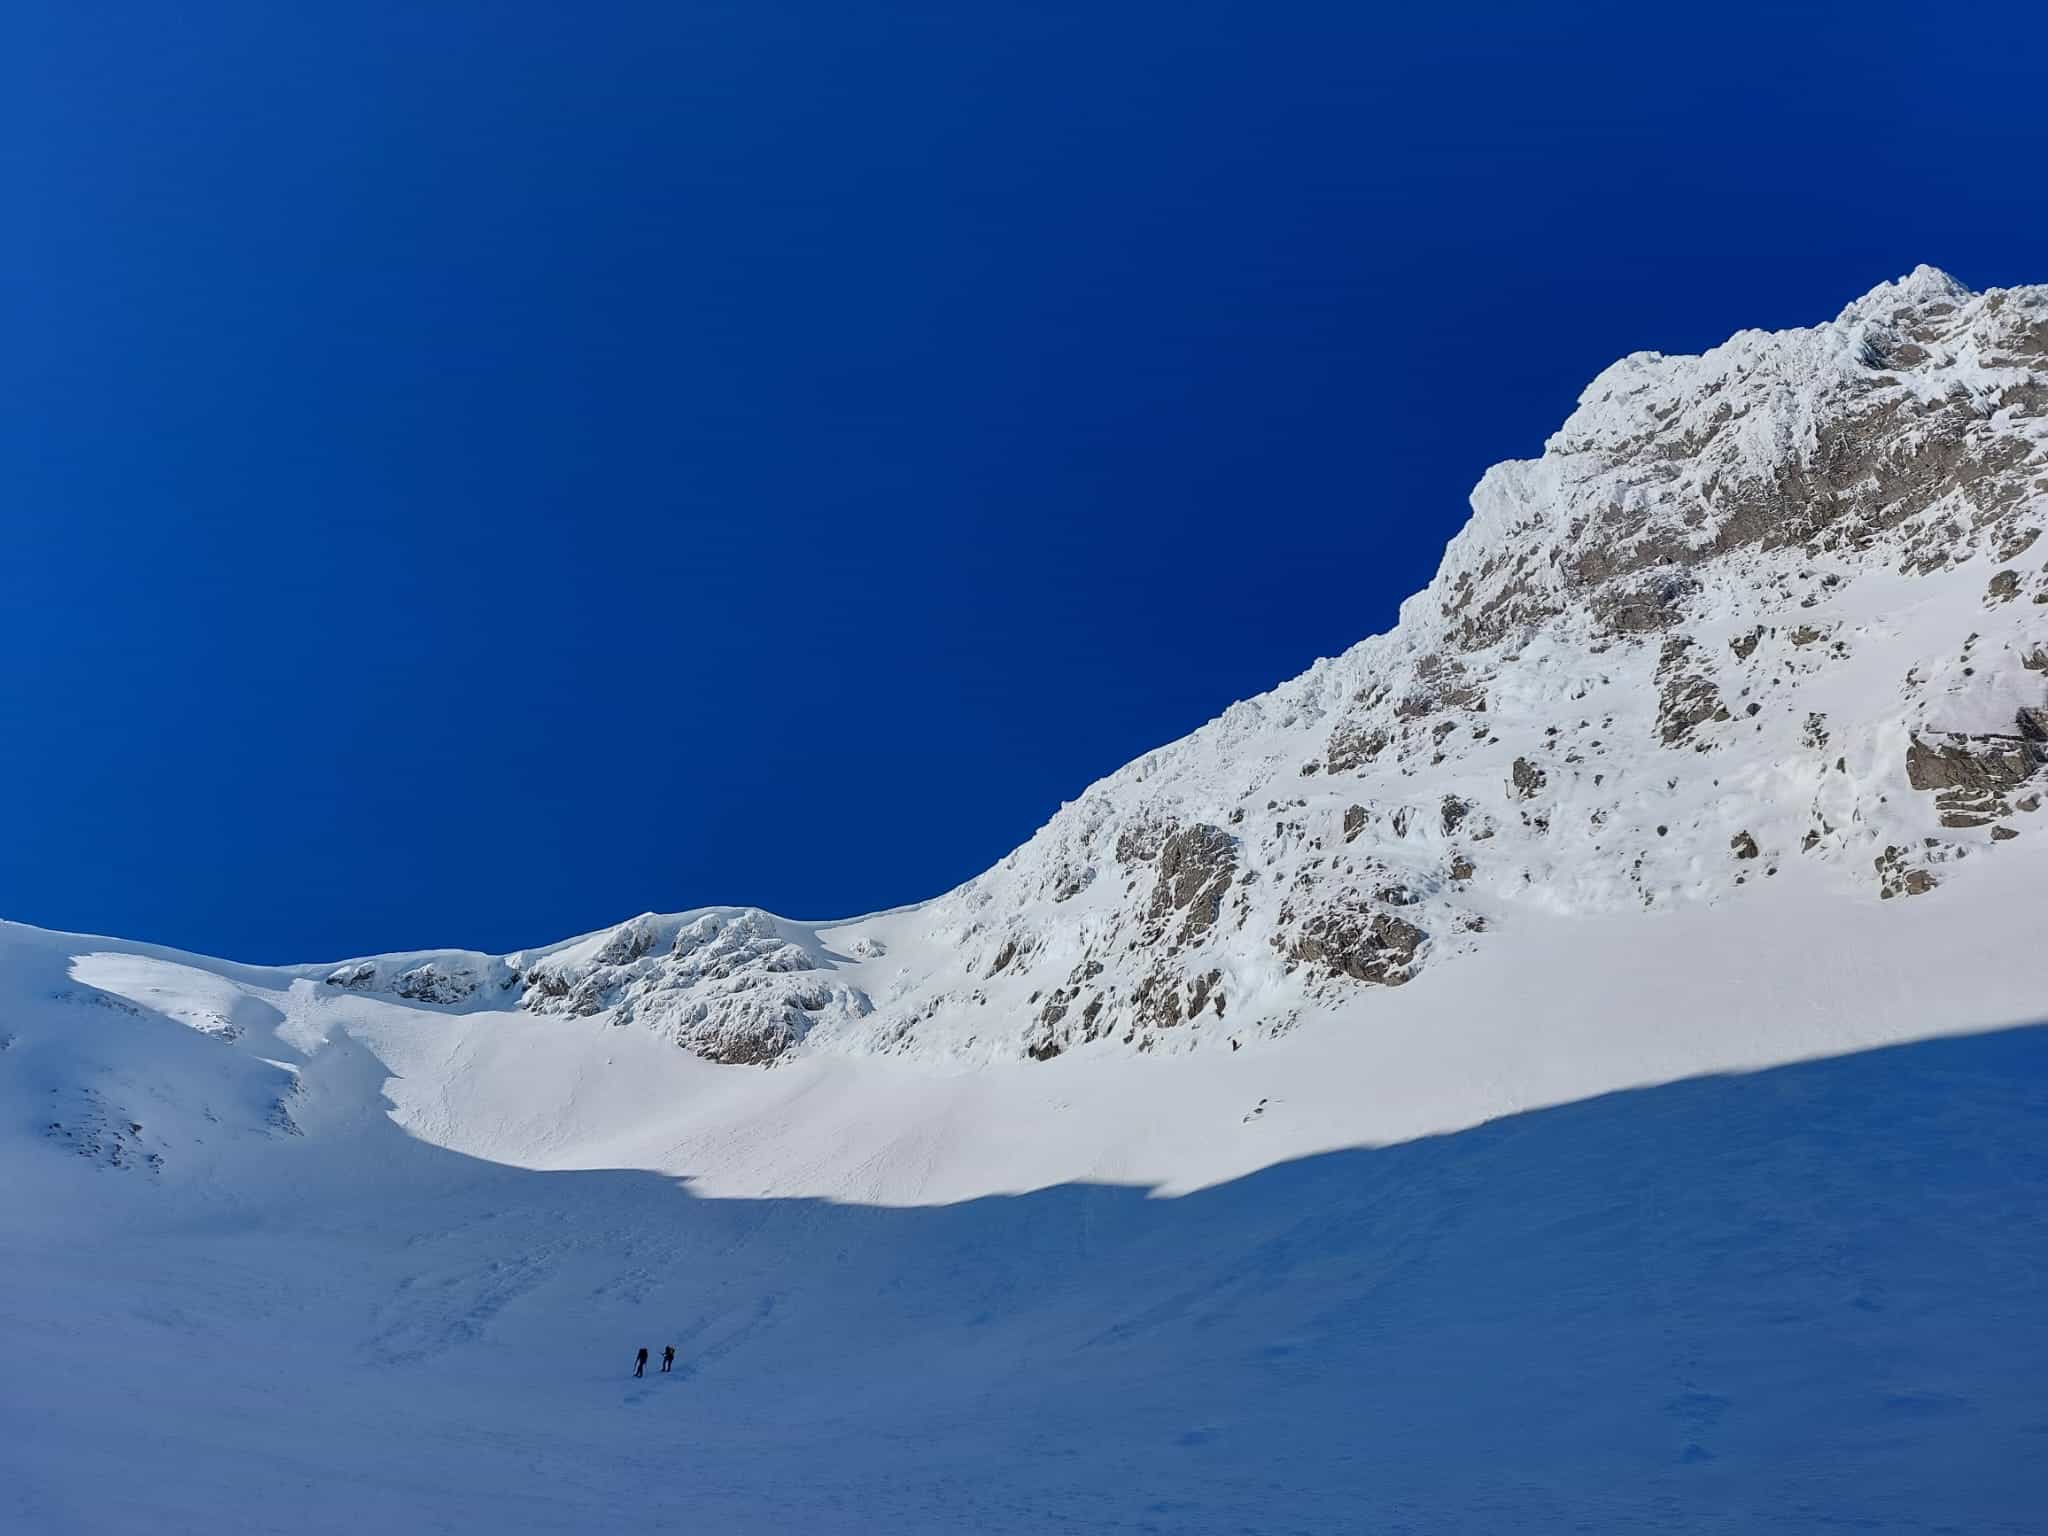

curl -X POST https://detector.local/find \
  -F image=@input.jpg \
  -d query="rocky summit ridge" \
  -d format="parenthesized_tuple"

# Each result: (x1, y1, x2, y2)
(324, 268, 2048, 1066)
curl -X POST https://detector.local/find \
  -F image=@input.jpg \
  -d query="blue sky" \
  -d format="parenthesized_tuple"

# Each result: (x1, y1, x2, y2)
(7, 1, 2045, 960)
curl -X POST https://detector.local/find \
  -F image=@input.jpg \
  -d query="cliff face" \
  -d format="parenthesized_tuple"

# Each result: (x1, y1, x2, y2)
(323, 269, 2048, 1067)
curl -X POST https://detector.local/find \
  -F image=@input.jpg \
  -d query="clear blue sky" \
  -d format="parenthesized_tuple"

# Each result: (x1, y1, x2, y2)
(6, 2, 2044, 961)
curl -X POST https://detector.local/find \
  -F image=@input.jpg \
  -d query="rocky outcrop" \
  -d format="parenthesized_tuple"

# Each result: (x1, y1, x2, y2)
(512, 909, 871, 1064)
(1874, 845, 1939, 900)
(1145, 824, 1238, 947)
(1287, 907, 1427, 987)
(1905, 715, 2048, 829)
(1655, 637, 1730, 747)
(392, 964, 479, 1005)
(325, 957, 498, 1006)
(1509, 758, 1547, 800)
(1325, 721, 1389, 773)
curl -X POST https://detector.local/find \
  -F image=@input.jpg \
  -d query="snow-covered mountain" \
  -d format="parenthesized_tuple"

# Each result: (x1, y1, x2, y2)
(11, 265, 2045, 1184)
(276, 265, 2046, 1069)
(5, 270, 2046, 1534)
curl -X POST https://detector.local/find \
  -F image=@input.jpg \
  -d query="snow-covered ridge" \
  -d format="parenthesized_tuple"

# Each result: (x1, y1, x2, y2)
(28, 269, 2048, 1071)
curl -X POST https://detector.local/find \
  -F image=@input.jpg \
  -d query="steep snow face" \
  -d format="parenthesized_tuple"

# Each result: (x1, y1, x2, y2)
(312, 269, 2048, 1068)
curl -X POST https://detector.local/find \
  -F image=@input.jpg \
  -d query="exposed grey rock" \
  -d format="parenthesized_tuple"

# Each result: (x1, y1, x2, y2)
(324, 958, 486, 1005)
(1147, 824, 1237, 947)
(393, 964, 477, 1005)
(1654, 636, 1731, 747)
(518, 908, 866, 1066)
(1325, 722, 1389, 773)
(1288, 907, 1426, 987)
(1905, 720, 2048, 828)
(1874, 845, 1938, 899)
(1114, 818, 1174, 867)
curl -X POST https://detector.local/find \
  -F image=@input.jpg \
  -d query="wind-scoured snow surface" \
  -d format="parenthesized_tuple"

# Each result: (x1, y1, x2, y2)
(5, 270, 2047, 1532)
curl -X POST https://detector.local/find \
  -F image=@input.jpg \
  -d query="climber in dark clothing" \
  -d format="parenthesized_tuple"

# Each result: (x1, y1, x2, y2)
(661, 1346, 675, 1374)
(633, 1347, 648, 1378)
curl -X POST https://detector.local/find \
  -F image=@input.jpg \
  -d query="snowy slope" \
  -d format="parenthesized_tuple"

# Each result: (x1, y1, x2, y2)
(3, 870, 2045, 1533)
(4, 269, 2047, 1533)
